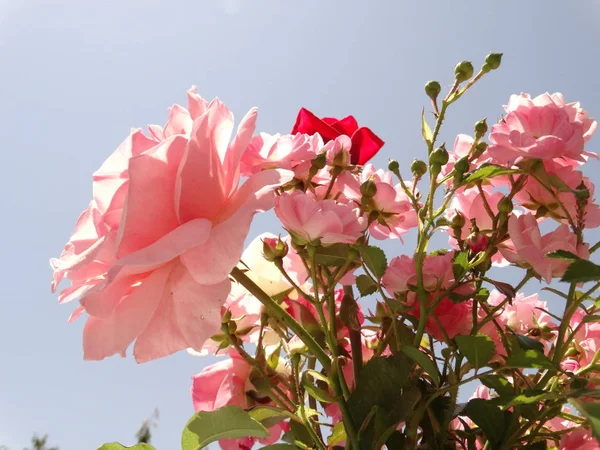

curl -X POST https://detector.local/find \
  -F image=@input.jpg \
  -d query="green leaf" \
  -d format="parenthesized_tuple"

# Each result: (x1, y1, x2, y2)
(98, 444, 155, 450)
(514, 334, 545, 353)
(360, 246, 388, 279)
(561, 259, 600, 283)
(465, 398, 506, 448)
(505, 349, 557, 371)
(327, 421, 347, 446)
(421, 108, 433, 145)
(302, 371, 338, 403)
(453, 251, 470, 281)
(248, 405, 297, 429)
(181, 405, 268, 450)
(463, 164, 521, 185)
(547, 250, 582, 261)
(313, 243, 352, 267)
(455, 335, 495, 369)
(401, 346, 440, 385)
(504, 391, 560, 408)
(479, 375, 514, 397)
(571, 399, 600, 442)
(356, 274, 378, 297)
(347, 354, 414, 429)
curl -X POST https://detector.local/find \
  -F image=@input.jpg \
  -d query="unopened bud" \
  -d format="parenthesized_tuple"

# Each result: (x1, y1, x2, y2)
(360, 178, 378, 198)
(454, 157, 469, 174)
(485, 53, 503, 70)
(454, 61, 474, 83)
(388, 159, 400, 173)
(311, 152, 327, 170)
(263, 237, 289, 262)
(575, 181, 591, 201)
(430, 145, 449, 166)
(333, 148, 351, 167)
(424, 80, 442, 101)
(450, 211, 466, 229)
(474, 141, 488, 158)
(436, 217, 450, 228)
(467, 232, 489, 253)
(411, 159, 427, 178)
(474, 119, 488, 139)
(497, 196, 513, 214)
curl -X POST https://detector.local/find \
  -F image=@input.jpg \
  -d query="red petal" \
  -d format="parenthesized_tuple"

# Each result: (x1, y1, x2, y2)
(350, 127, 385, 165)
(328, 115, 359, 136)
(291, 108, 340, 143)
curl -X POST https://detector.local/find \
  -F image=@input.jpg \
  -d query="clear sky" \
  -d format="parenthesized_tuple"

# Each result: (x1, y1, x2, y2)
(2, 1, 600, 449)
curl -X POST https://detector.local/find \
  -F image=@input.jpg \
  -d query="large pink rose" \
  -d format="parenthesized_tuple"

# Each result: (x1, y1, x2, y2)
(275, 190, 367, 245)
(382, 253, 455, 303)
(51, 87, 293, 362)
(338, 164, 417, 240)
(500, 213, 589, 283)
(191, 351, 288, 450)
(514, 163, 600, 228)
(488, 92, 597, 166)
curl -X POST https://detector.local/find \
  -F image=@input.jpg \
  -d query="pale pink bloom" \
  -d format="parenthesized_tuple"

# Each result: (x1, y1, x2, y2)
(569, 309, 600, 367)
(191, 351, 287, 450)
(488, 92, 597, 166)
(548, 416, 600, 450)
(324, 135, 352, 166)
(447, 186, 509, 265)
(561, 358, 581, 373)
(560, 428, 600, 450)
(275, 191, 367, 244)
(500, 214, 589, 283)
(499, 291, 556, 338)
(241, 132, 322, 176)
(338, 164, 418, 240)
(514, 163, 600, 228)
(382, 253, 455, 302)
(51, 88, 293, 362)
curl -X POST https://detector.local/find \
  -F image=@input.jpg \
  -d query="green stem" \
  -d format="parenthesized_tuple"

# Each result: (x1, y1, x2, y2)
(230, 266, 331, 371)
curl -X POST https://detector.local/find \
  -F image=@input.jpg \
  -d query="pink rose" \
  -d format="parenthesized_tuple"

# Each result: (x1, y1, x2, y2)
(514, 163, 600, 228)
(191, 351, 288, 450)
(500, 213, 589, 283)
(241, 132, 321, 176)
(275, 191, 367, 245)
(51, 88, 293, 362)
(338, 164, 418, 240)
(382, 253, 455, 302)
(488, 92, 597, 166)
(447, 186, 508, 265)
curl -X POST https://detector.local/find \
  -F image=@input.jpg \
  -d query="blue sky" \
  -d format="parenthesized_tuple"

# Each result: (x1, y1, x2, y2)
(2, 1, 600, 449)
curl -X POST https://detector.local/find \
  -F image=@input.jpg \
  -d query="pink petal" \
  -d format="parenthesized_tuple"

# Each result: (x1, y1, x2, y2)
(133, 267, 230, 362)
(116, 136, 187, 258)
(175, 101, 232, 222)
(82, 263, 173, 361)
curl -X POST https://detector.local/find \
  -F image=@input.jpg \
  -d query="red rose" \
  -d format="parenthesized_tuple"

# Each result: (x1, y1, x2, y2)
(291, 107, 384, 165)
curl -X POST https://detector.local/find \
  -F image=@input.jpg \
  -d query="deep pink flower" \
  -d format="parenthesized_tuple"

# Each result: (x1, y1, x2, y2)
(291, 107, 384, 165)
(411, 296, 473, 340)
(275, 191, 367, 245)
(488, 93, 597, 166)
(51, 88, 293, 362)
(500, 214, 589, 283)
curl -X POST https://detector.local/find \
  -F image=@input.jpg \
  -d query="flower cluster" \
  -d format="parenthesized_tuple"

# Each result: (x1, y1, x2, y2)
(53, 56, 600, 450)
